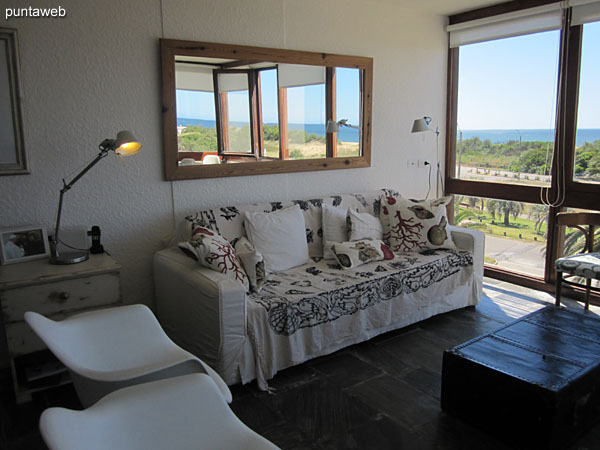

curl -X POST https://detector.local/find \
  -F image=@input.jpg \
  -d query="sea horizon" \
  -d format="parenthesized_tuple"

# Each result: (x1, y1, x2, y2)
(176, 118, 360, 143)
(177, 118, 600, 147)
(459, 128, 600, 147)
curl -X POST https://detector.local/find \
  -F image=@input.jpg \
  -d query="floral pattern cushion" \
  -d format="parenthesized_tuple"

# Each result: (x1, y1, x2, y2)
(330, 239, 393, 269)
(555, 253, 600, 280)
(178, 226, 250, 292)
(234, 237, 266, 293)
(380, 195, 455, 252)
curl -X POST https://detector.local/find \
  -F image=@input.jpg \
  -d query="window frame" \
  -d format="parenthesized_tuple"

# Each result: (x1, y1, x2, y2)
(445, 1, 600, 303)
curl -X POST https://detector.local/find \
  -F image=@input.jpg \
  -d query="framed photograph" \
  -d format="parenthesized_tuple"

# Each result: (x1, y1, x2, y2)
(0, 226, 49, 265)
(0, 28, 28, 175)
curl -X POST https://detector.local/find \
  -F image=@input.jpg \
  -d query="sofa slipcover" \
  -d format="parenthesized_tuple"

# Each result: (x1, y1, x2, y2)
(154, 190, 484, 388)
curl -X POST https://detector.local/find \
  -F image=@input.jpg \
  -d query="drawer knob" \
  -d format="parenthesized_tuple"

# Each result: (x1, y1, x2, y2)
(58, 291, 70, 300)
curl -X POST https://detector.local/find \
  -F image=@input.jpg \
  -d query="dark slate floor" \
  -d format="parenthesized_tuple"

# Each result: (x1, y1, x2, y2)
(2, 280, 600, 450)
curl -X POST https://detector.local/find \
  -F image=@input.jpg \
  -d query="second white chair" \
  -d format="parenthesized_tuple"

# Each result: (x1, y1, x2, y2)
(25, 304, 232, 407)
(40, 373, 279, 450)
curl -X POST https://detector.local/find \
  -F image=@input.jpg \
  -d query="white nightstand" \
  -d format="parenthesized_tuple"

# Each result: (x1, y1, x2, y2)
(0, 253, 122, 403)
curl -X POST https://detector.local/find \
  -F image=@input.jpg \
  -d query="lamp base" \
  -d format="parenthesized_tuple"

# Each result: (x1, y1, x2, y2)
(49, 250, 89, 265)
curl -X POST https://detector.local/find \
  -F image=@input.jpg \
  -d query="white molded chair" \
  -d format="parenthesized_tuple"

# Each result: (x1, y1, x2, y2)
(40, 373, 280, 450)
(202, 154, 221, 164)
(24, 304, 232, 407)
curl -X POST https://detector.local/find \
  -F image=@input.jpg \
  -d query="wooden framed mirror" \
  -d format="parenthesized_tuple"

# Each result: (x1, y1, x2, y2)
(160, 39, 372, 180)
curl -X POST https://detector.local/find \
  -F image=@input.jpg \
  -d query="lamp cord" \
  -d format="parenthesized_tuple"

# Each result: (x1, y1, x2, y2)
(435, 128, 443, 197)
(425, 163, 432, 199)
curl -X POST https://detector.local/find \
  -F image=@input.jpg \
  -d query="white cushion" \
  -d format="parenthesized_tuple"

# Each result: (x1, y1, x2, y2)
(244, 205, 309, 273)
(347, 209, 383, 241)
(322, 204, 348, 260)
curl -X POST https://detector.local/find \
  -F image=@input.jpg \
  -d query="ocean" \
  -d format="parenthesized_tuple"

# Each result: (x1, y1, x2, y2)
(177, 118, 360, 142)
(459, 129, 600, 147)
(177, 118, 600, 147)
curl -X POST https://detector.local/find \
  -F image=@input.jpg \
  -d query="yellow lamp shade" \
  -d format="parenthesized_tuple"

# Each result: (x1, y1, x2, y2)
(114, 130, 142, 156)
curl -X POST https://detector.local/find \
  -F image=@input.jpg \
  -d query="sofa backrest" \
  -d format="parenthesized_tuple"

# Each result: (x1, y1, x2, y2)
(182, 189, 397, 257)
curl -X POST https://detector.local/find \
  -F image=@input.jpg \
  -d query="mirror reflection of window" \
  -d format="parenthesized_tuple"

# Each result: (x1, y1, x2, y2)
(258, 68, 280, 159)
(218, 72, 252, 154)
(335, 68, 361, 158)
(175, 63, 218, 158)
(279, 64, 326, 160)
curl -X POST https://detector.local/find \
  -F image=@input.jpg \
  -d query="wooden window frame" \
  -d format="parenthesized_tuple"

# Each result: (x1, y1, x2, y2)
(446, 1, 600, 304)
(213, 69, 257, 158)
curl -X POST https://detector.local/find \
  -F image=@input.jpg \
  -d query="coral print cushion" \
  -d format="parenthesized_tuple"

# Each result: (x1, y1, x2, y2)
(380, 195, 455, 252)
(178, 226, 250, 292)
(330, 239, 394, 269)
(234, 237, 266, 293)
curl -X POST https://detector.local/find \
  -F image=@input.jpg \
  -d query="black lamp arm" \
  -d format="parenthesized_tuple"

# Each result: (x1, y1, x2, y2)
(51, 146, 112, 254)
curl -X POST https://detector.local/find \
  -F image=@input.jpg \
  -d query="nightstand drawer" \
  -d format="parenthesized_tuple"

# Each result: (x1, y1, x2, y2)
(1, 273, 120, 323)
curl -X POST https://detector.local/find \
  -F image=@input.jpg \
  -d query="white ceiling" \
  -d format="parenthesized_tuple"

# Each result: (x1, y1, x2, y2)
(367, 0, 506, 16)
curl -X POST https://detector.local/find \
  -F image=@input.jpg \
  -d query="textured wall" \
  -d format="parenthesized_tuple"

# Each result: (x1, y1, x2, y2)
(0, 0, 447, 366)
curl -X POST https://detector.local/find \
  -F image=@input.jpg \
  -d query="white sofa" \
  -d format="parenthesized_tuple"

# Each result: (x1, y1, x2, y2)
(153, 189, 484, 389)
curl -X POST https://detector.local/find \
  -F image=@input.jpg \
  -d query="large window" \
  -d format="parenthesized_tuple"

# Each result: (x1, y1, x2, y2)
(574, 21, 600, 184)
(455, 31, 560, 187)
(454, 195, 548, 278)
(447, 1, 600, 295)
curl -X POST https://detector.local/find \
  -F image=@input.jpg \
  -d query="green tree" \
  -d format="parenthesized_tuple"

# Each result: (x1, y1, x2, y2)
(486, 199, 498, 220)
(529, 204, 549, 234)
(495, 200, 523, 226)
(454, 207, 478, 225)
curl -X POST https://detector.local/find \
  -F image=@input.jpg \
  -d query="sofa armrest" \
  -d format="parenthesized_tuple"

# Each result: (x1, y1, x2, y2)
(448, 225, 485, 299)
(153, 248, 246, 384)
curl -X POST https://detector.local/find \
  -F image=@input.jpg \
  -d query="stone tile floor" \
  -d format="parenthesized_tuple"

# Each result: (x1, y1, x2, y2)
(1, 279, 599, 449)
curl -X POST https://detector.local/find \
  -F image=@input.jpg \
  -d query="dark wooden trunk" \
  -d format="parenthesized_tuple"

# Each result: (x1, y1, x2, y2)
(441, 306, 600, 449)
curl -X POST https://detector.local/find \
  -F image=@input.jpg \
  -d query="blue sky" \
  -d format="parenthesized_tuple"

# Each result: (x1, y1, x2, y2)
(458, 21, 600, 130)
(176, 22, 599, 131)
(176, 66, 361, 125)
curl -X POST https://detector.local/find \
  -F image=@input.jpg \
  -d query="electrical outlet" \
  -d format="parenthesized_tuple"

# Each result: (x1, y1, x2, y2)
(407, 159, 417, 168)
(418, 159, 430, 168)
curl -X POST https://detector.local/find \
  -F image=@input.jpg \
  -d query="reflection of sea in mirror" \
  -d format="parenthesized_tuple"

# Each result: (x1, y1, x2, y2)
(174, 56, 362, 163)
(161, 40, 372, 179)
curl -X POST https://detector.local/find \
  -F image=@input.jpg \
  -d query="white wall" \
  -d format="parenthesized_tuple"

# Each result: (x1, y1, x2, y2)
(0, 0, 447, 364)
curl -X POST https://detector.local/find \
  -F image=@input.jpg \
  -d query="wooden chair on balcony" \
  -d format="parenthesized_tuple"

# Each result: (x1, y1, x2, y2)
(555, 212, 600, 310)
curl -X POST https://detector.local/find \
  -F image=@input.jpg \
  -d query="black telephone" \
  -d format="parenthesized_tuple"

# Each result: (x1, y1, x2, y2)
(88, 226, 104, 254)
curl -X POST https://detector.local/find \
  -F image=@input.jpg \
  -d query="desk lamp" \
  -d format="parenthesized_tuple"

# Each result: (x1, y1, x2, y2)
(49, 130, 142, 265)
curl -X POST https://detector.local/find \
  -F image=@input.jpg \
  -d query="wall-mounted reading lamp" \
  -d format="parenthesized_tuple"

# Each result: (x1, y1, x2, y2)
(49, 130, 142, 265)
(411, 116, 442, 198)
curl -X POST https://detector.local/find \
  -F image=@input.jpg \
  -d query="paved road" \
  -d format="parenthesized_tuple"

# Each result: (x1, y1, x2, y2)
(457, 165, 551, 186)
(485, 234, 546, 277)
